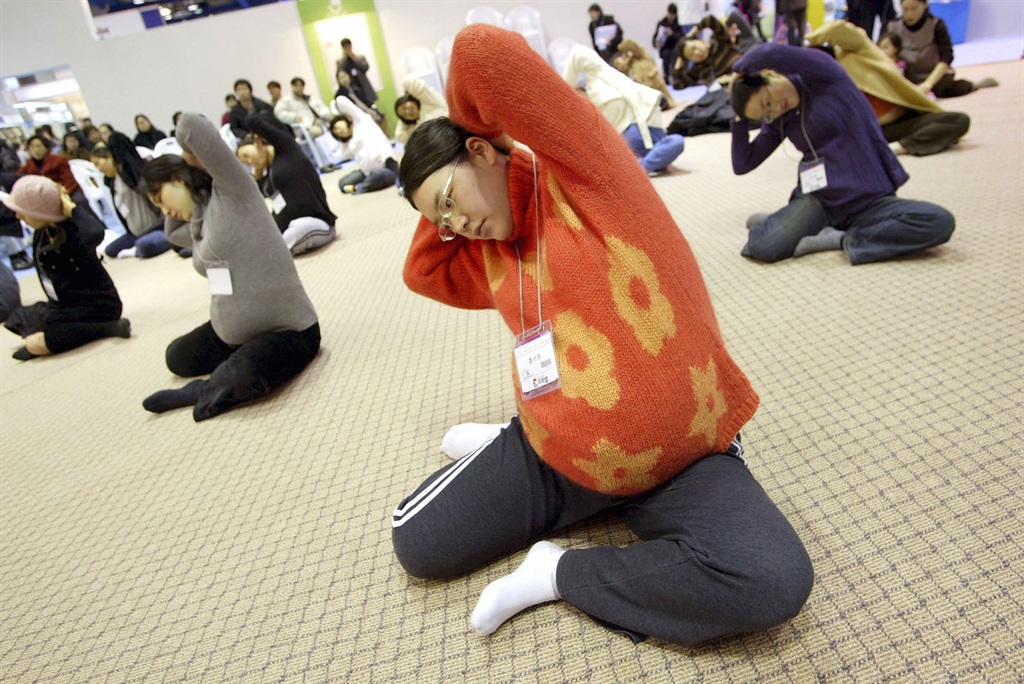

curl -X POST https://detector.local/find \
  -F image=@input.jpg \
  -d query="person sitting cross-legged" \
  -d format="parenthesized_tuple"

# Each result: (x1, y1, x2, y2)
(235, 111, 337, 256)
(729, 43, 955, 264)
(329, 96, 399, 195)
(392, 23, 813, 647)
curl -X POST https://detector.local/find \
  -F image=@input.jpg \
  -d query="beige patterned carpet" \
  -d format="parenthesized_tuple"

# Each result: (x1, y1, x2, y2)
(1, 59, 1021, 683)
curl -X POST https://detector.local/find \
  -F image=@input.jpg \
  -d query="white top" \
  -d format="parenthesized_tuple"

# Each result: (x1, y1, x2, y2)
(332, 96, 396, 174)
(274, 93, 331, 130)
(394, 76, 449, 144)
(561, 45, 663, 150)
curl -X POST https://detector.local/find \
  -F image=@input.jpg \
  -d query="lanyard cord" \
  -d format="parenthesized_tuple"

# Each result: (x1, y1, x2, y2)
(516, 154, 542, 334)
(798, 98, 819, 162)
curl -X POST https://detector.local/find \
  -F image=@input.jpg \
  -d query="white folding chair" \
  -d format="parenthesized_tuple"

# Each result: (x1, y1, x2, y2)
(291, 124, 331, 172)
(152, 137, 183, 157)
(68, 159, 126, 234)
(547, 37, 580, 76)
(400, 45, 444, 92)
(219, 123, 239, 152)
(435, 35, 456, 85)
(400, 45, 437, 79)
(466, 6, 505, 27)
(504, 6, 548, 62)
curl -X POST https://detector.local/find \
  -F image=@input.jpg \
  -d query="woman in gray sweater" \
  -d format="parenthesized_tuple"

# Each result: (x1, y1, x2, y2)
(141, 112, 320, 422)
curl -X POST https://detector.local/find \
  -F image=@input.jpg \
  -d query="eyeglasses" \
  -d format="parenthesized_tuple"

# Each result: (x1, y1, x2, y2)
(761, 89, 774, 124)
(437, 159, 459, 242)
(761, 88, 776, 124)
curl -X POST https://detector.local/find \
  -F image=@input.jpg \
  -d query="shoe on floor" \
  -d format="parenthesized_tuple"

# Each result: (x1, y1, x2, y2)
(9, 251, 32, 271)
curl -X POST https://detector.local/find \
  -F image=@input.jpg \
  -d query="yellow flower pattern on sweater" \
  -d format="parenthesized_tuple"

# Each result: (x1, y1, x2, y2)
(553, 310, 620, 411)
(574, 438, 662, 493)
(687, 358, 728, 448)
(403, 26, 760, 496)
(606, 236, 678, 357)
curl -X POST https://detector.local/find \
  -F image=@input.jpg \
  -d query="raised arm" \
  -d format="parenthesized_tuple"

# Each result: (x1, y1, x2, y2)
(563, 44, 659, 150)
(176, 112, 253, 190)
(68, 199, 106, 250)
(730, 116, 783, 175)
(249, 111, 299, 155)
(402, 219, 497, 310)
(403, 76, 447, 114)
(734, 43, 848, 89)
(690, 14, 725, 39)
(334, 94, 377, 129)
(806, 19, 872, 54)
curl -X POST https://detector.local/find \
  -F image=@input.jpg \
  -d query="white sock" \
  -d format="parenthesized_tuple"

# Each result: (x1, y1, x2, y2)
(471, 540, 565, 636)
(116, 246, 138, 259)
(889, 141, 908, 155)
(440, 422, 508, 460)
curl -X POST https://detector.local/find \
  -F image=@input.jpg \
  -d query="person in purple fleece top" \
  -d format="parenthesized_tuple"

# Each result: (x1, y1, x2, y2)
(728, 43, 954, 265)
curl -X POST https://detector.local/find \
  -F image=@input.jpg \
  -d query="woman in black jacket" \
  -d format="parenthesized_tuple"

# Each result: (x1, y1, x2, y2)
(2, 175, 129, 360)
(235, 112, 337, 256)
(133, 114, 167, 150)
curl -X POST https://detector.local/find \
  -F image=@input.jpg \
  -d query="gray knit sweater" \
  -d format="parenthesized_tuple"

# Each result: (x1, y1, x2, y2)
(167, 113, 318, 345)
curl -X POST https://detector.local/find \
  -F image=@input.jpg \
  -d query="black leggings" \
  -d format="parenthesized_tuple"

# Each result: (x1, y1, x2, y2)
(165, 320, 320, 421)
(4, 301, 124, 354)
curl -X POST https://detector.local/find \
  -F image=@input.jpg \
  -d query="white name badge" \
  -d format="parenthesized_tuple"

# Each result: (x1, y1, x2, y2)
(514, 320, 561, 399)
(271, 192, 287, 215)
(118, 201, 130, 218)
(206, 261, 233, 296)
(799, 160, 828, 194)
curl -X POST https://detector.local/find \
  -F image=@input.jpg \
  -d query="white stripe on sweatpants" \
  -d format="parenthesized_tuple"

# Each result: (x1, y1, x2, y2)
(391, 441, 489, 529)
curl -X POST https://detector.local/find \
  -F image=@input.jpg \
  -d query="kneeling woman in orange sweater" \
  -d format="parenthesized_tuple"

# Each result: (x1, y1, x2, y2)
(391, 24, 813, 647)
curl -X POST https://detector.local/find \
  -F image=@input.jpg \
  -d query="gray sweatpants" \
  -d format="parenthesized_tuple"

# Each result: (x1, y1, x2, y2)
(391, 417, 814, 647)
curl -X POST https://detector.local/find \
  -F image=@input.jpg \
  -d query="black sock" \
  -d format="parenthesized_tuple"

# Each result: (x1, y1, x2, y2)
(111, 319, 131, 338)
(12, 346, 38, 361)
(143, 379, 204, 413)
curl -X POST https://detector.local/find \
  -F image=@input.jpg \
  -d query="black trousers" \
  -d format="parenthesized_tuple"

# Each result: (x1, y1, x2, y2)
(932, 72, 976, 99)
(781, 7, 807, 46)
(882, 110, 970, 156)
(165, 320, 320, 421)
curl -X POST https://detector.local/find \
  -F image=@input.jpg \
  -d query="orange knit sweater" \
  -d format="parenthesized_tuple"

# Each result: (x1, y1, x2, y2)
(403, 25, 759, 496)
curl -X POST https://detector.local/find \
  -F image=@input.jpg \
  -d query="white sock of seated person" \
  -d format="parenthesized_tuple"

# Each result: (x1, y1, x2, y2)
(471, 541, 565, 636)
(441, 422, 508, 460)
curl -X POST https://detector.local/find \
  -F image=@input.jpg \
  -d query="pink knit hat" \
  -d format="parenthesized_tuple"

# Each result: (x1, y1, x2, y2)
(2, 175, 65, 223)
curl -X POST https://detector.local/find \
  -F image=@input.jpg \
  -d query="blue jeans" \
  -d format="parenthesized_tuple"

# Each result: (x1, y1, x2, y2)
(339, 167, 397, 194)
(622, 124, 685, 173)
(104, 229, 173, 259)
(744, 193, 955, 265)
